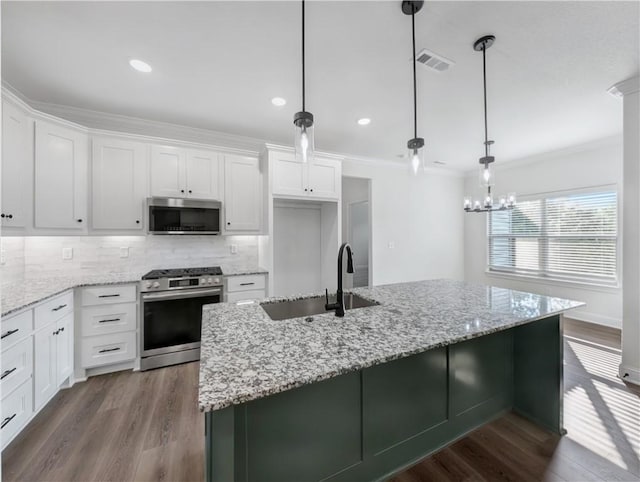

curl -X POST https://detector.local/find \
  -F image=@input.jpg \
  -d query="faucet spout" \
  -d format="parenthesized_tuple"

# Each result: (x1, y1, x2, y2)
(325, 242, 354, 317)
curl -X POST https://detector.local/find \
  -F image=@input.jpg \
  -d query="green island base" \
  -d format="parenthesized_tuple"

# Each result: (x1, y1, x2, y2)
(205, 315, 564, 482)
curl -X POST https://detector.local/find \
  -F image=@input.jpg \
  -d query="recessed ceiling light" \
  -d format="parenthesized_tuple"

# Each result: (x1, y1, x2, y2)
(357, 118, 371, 126)
(271, 97, 287, 106)
(129, 59, 152, 73)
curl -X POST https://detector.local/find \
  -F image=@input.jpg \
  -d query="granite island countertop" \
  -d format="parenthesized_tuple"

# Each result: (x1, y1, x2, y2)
(1, 266, 268, 317)
(198, 279, 584, 412)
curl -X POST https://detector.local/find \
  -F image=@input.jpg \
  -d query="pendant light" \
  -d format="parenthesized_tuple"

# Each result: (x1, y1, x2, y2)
(293, 0, 314, 163)
(463, 35, 516, 213)
(402, 1, 425, 175)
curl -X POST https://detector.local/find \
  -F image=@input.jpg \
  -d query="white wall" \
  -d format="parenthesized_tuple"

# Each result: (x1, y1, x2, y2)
(464, 137, 623, 328)
(341, 161, 465, 285)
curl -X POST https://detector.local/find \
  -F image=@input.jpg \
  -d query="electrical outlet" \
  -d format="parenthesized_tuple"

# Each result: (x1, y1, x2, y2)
(388, 241, 395, 249)
(62, 247, 73, 260)
(230, 244, 238, 255)
(119, 247, 129, 258)
(0, 249, 5, 265)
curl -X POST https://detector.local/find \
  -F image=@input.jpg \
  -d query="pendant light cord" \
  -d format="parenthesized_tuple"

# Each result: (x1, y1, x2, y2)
(412, 10, 417, 139)
(302, 0, 306, 112)
(483, 44, 488, 157)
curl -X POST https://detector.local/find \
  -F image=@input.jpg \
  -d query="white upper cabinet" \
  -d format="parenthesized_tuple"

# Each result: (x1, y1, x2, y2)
(270, 150, 341, 201)
(272, 152, 308, 197)
(34, 120, 88, 229)
(224, 155, 262, 232)
(150, 145, 222, 200)
(185, 149, 223, 200)
(308, 158, 341, 200)
(150, 145, 185, 198)
(92, 137, 147, 230)
(1, 100, 30, 228)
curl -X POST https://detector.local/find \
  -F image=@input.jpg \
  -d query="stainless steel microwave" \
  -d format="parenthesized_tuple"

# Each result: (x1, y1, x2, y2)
(147, 197, 221, 235)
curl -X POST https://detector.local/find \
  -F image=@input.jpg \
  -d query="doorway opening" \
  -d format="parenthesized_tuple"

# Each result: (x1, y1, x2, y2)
(342, 177, 372, 288)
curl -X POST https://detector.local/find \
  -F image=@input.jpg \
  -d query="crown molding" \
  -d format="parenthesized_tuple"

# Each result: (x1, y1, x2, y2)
(608, 76, 640, 98)
(1, 83, 463, 177)
(462, 135, 623, 177)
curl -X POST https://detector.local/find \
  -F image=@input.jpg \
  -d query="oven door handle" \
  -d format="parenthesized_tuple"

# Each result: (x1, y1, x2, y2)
(142, 288, 222, 302)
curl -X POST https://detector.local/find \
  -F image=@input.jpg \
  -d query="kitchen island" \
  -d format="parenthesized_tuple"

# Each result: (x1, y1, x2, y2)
(199, 280, 583, 482)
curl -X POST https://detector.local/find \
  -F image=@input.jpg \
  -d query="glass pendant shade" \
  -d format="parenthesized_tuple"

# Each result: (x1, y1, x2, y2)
(294, 111, 314, 163)
(479, 163, 494, 187)
(408, 137, 425, 176)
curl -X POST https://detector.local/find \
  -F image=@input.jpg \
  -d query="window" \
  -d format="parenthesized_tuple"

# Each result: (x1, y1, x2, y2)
(488, 188, 618, 286)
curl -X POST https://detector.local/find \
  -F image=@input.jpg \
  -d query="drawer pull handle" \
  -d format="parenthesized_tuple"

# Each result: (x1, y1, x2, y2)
(1, 367, 17, 380)
(99, 318, 121, 323)
(52, 304, 67, 312)
(240, 282, 255, 286)
(1, 414, 16, 429)
(1, 329, 19, 339)
(98, 294, 121, 298)
(99, 347, 121, 354)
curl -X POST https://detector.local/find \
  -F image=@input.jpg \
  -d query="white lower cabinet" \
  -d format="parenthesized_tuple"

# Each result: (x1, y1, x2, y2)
(34, 312, 73, 411)
(1, 379, 33, 449)
(1, 337, 33, 400)
(81, 331, 137, 368)
(78, 284, 138, 371)
(225, 274, 267, 302)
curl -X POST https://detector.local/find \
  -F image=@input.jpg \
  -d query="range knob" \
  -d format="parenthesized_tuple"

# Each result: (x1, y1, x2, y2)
(145, 281, 152, 289)
(207, 277, 214, 284)
(152, 281, 160, 288)
(213, 277, 221, 285)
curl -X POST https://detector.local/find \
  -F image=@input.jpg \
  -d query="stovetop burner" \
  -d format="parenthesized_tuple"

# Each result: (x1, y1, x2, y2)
(142, 266, 223, 280)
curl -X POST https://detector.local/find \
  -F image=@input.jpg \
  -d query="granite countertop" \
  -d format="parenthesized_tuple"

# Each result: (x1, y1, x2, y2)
(198, 279, 584, 412)
(1, 266, 268, 317)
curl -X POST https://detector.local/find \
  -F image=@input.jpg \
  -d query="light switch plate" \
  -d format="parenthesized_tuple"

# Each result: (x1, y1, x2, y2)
(119, 247, 129, 258)
(388, 241, 395, 249)
(230, 244, 238, 255)
(62, 247, 73, 260)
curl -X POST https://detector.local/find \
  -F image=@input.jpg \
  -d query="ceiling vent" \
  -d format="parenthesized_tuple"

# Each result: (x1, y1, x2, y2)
(416, 49, 455, 72)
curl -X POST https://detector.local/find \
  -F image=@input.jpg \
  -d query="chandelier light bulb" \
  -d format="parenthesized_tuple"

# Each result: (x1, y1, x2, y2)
(508, 192, 517, 207)
(464, 197, 472, 210)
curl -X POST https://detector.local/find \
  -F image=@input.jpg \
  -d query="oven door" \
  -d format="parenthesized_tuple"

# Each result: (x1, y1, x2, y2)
(141, 287, 222, 357)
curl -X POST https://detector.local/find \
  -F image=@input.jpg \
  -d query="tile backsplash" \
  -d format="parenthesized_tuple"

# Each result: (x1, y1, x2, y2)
(1, 235, 261, 280)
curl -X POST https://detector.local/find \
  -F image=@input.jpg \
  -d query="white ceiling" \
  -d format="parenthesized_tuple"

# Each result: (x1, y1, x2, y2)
(2, 1, 638, 170)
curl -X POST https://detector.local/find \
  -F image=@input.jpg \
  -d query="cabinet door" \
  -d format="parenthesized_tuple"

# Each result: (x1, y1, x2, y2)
(55, 313, 73, 386)
(150, 145, 186, 198)
(34, 120, 88, 229)
(1, 100, 30, 228)
(271, 151, 308, 197)
(308, 158, 341, 200)
(92, 137, 147, 230)
(224, 155, 261, 232)
(34, 325, 57, 410)
(186, 149, 222, 200)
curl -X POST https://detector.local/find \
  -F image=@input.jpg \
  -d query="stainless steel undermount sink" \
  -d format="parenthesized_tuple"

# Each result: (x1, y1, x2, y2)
(260, 294, 379, 321)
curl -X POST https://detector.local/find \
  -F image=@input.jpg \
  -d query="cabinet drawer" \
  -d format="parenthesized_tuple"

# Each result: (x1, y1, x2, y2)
(1, 378, 33, 450)
(81, 303, 137, 337)
(1, 337, 33, 398)
(81, 331, 136, 368)
(226, 290, 266, 303)
(34, 291, 73, 331)
(226, 275, 266, 293)
(1, 310, 33, 351)
(81, 285, 136, 306)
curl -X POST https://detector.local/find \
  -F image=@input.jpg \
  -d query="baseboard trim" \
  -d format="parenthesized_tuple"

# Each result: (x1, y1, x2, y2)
(618, 364, 640, 386)
(568, 310, 621, 329)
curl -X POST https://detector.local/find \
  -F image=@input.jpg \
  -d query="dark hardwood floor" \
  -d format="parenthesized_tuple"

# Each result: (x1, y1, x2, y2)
(2, 318, 638, 481)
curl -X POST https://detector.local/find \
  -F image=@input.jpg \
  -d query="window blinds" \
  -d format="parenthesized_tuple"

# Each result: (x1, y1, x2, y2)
(488, 190, 618, 285)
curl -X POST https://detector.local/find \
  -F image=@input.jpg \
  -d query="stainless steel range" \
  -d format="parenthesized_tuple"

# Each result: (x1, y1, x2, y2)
(140, 267, 223, 371)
